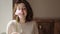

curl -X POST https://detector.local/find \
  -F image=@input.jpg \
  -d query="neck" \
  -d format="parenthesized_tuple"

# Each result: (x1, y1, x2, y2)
(19, 17, 26, 24)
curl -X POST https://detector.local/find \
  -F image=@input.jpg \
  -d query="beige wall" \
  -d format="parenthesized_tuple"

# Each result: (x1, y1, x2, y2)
(27, 0, 60, 18)
(0, 0, 12, 34)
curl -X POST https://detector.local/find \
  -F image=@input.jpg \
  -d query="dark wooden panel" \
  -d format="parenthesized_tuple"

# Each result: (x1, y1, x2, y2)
(54, 19, 60, 34)
(34, 18, 54, 34)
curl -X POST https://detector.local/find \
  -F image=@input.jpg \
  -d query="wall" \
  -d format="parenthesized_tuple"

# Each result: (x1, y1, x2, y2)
(27, 0, 60, 18)
(0, 0, 12, 34)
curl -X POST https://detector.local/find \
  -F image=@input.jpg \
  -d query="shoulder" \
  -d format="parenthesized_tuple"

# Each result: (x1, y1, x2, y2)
(7, 20, 16, 27)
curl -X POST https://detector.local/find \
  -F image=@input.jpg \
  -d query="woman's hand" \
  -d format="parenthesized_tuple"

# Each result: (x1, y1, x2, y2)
(11, 32, 20, 34)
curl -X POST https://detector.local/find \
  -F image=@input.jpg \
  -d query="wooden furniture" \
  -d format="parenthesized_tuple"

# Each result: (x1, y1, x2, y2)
(54, 19, 60, 34)
(33, 18, 60, 34)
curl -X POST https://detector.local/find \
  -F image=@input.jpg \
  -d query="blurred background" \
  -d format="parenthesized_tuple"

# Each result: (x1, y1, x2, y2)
(0, 0, 60, 34)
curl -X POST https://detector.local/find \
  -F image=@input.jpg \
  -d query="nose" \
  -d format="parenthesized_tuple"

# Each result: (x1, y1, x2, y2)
(20, 9, 23, 12)
(19, 9, 24, 14)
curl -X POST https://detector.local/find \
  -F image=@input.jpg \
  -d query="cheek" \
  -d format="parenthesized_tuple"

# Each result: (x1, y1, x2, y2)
(24, 10, 27, 16)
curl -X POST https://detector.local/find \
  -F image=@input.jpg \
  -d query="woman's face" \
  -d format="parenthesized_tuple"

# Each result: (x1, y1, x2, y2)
(15, 3, 27, 18)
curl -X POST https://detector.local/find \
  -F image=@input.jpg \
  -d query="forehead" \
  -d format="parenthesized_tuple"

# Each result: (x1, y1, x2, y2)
(17, 3, 26, 7)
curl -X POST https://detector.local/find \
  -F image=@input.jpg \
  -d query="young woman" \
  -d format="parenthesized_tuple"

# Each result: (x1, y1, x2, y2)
(6, 0, 39, 34)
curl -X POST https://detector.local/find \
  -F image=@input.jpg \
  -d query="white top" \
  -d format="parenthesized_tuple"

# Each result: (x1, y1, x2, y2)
(6, 20, 39, 34)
